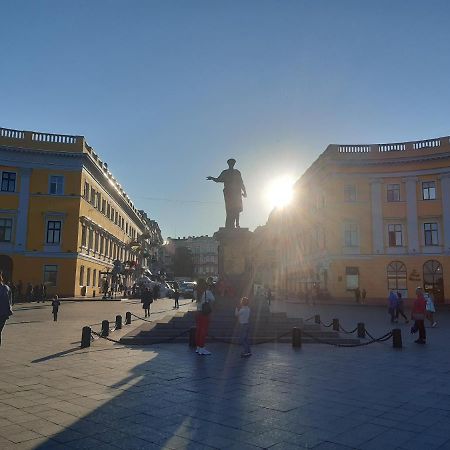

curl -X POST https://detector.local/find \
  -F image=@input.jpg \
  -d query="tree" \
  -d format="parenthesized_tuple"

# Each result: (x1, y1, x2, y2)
(173, 246, 194, 278)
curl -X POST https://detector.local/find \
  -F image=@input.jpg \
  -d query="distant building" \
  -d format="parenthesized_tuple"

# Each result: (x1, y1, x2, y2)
(260, 135, 450, 304)
(161, 236, 218, 278)
(0, 126, 162, 297)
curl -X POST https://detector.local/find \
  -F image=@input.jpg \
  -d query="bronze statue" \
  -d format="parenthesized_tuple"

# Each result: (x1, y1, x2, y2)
(207, 158, 247, 228)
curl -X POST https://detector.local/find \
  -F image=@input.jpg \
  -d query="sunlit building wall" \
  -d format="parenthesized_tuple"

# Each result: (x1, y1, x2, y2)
(0, 127, 162, 297)
(268, 136, 450, 304)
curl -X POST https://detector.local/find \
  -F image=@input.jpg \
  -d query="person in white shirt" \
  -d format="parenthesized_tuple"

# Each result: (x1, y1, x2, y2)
(235, 297, 251, 357)
(195, 279, 215, 355)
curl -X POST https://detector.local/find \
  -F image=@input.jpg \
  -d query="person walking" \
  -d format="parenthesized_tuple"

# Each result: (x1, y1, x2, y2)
(395, 292, 409, 323)
(0, 272, 13, 346)
(173, 286, 180, 309)
(195, 278, 215, 355)
(235, 297, 251, 357)
(142, 288, 153, 318)
(425, 292, 437, 327)
(354, 287, 361, 304)
(388, 290, 398, 323)
(26, 283, 33, 303)
(33, 284, 41, 303)
(51, 295, 61, 322)
(361, 288, 367, 304)
(412, 287, 427, 344)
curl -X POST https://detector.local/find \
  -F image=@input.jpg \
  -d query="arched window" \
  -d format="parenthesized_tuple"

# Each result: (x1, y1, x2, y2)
(387, 261, 407, 291)
(423, 260, 444, 303)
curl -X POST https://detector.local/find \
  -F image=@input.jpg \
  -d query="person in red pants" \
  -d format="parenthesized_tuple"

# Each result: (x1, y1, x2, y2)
(195, 278, 215, 355)
(412, 287, 427, 344)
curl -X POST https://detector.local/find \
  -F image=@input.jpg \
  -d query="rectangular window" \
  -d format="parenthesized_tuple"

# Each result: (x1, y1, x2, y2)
(387, 184, 400, 202)
(84, 181, 89, 199)
(346, 267, 359, 290)
(424, 223, 438, 246)
(86, 268, 91, 286)
(423, 181, 436, 200)
(79, 265, 85, 286)
(102, 199, 106, 213)
(81, 225, 87, 247)
(100, 235, 104, 255)
(90, 188, 96, 205)
(43, 265, 57, 287)
(105, 238, 109, 257)
(46, 220, 61, 244)
(344, 185, 357, 202)
(107, 203, 111, 218)
(94, 232, 99, 252)
(344, 223, 358, 247)
(88, 229, 93, 250)
(1, 172, 16, 192)
(93, 269, 97, 288)
(49, 175, 64, 195)
(0, 218, 13, 242)
(388, 224, 403, 247)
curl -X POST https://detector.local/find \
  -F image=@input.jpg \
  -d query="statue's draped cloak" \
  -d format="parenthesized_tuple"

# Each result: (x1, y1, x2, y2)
(217, 169, 244, 213)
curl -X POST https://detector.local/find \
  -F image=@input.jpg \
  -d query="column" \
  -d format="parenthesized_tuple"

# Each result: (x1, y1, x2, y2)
(441, 174, 450, 251)
(405, 177, 419, 253)
(370, 179, 384, 254)
(14, 168, 32, 251)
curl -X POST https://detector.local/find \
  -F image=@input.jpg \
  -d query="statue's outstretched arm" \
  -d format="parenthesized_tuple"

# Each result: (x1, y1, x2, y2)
(206, 174, 223, 183)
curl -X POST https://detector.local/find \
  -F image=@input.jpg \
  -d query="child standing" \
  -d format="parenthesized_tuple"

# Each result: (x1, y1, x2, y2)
(235, 297, 251, 357)
(51, 295, 60, 322)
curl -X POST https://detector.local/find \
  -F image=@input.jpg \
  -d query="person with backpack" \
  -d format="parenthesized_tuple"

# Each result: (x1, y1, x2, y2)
(195, 278, 215, 355)
(0, 272, 13, 346)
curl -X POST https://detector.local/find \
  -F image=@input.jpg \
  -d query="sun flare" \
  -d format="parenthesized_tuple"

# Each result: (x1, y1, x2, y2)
(266, 175, 295, 209)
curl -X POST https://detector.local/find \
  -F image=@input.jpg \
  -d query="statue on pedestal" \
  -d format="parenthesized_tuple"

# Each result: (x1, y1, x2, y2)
(207, 158, 247, 228)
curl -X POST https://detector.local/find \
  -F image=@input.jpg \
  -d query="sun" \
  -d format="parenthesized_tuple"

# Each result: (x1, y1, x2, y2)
(266, 175, 295, 209)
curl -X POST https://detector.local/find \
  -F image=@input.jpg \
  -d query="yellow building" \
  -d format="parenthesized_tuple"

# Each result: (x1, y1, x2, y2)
(0, 127, 162, 298)
(265, 136, 450, 304)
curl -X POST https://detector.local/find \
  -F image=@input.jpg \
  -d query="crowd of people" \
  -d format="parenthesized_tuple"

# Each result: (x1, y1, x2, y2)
(388, 287, 437, 345)
(1, 280, 48, 304)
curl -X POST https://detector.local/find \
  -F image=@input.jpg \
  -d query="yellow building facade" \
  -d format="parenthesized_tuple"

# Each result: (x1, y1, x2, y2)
(266, 136, 450, 304)
(0, 127, 162, 298)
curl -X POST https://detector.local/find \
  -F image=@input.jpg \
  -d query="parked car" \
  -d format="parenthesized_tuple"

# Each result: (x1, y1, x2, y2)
(179, 281, 196, 299)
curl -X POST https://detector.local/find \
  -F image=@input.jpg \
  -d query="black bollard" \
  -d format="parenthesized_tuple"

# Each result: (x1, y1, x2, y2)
(81, 326, 91, 348)
(115, 315, 122, 330)
(189, 327, 196, 348)
(292, 327, 302, 348)
(357, 322, 366, 338)
(125, 311, 131, 325)
(332, 318, 339, 331)
(314, 314, 320, 324)
(101, 320, 109, 337)
(392, 328, 402, 348)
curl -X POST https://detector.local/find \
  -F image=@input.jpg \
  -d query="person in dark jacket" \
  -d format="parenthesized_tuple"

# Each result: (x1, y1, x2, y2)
(142, 288, 153, 318)
(0, 272, 13, 346)
(51, 295, 61, 322)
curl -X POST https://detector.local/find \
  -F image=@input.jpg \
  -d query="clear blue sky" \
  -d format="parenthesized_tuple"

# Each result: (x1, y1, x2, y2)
(2, 1, 450, 238)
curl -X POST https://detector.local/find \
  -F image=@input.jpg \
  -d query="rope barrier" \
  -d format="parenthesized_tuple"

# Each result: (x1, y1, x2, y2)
(304, 316, 315, 322)
(320, 321, 333, 328)
(338, 324, 358, 334)
(302, 330, 393, 348)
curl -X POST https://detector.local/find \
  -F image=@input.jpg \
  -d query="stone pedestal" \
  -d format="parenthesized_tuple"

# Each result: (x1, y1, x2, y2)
(214, 227, 253, 298)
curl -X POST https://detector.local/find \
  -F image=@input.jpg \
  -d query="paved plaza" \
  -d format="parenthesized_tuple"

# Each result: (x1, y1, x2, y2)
(1, 298, 450, 449)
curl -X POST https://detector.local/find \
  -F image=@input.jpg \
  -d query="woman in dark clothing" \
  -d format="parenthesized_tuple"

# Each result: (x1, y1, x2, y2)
(142, 288, 153, 318)
(0, 272, 13, 346)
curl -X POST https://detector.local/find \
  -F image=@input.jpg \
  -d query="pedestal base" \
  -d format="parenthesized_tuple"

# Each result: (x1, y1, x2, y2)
(214, 227, 253, 298)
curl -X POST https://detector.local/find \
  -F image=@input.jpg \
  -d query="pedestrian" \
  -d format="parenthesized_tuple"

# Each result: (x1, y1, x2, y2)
(41, 283, 47, 303)
(411, 287, 427, 344)
(152, 283, 159, 301)
(142, 287, 153, 318)
(195, 278, 215, 355)
(267, 288, 273, 306)
(173, 286, 180, 309)
(0, 272, 13, 346)
(425, 292, 437, 327)
(33, 284, 41, 303)
(26, 283, 33, 302)
(235, 297, 251, 357)
(51, 295, 61, 322)
(395, 291, 409, 323)
(388, 290, 398, 323)
(361, 288, 367, 304)
(354, 287, 361, 304)
(17, 280, 23, 301)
